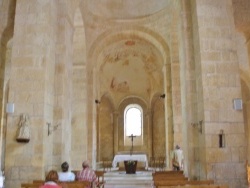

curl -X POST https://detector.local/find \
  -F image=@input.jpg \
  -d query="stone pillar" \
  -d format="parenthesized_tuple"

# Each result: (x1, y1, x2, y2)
(4, 1, 58, 187)
(195, 0, 245, 187)
(163, 63, 172, 168)
(54, 1, 74, 167)
(179, 0, 197, 178)
(113, 111, 119, 155)
(146, 110, 153, 158)
(0, 0, 16, 173)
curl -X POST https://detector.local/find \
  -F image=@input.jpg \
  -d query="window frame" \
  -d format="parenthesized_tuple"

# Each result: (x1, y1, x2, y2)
(124, 104, 143, 146)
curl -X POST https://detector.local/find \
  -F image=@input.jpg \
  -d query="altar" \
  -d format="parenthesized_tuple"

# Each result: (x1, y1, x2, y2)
(112, 153, 148, 169)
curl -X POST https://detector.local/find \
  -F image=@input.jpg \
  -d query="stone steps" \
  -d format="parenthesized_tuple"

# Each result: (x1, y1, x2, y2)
(103, 171, 154, 188)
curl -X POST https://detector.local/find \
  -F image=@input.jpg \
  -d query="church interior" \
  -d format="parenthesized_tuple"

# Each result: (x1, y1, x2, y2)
(0, 0, 250, 187)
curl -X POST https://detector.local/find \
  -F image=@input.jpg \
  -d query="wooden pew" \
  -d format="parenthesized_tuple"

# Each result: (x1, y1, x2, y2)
(187, 180, 214, 185)
(153, 171, 187, 181)
(21, 181, 92, 188)
(95, 171, 105, 188)
(21, 182, 43, 188)
(33, 180, 44, 184)
(246, 160, 250, 187)
(153, 170, 184, 174)
(157, 185, 228, 188)
(59, 181, 92, 188)
(154, 179, 214, 187)
(153, 174, 187, 179)
(153, 176, 188, 181)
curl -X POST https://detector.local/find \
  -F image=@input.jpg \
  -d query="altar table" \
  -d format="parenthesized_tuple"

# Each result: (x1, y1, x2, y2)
(112, 154, 148, 169)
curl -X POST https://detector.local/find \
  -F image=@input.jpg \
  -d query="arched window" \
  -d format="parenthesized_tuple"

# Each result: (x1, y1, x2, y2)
(124, 104, 143, 145)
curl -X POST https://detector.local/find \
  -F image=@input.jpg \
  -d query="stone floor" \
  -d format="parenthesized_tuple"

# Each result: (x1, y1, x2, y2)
(103, 169, 154, 188)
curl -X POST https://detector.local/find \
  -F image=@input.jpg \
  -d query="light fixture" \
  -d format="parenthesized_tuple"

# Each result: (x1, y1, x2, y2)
(6, 103, 14, 114)
(233, 98, 242, 110)
(160, 94, 165, 99)
(95, 99, 101, 104)
(47, 122, 60, 136)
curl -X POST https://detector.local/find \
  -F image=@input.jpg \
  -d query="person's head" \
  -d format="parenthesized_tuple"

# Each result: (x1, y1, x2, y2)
(45, 170, 59, 183)
(61, 161, 69, 172)
(176, 145, 180, 149)
(82, 160, 89, 168)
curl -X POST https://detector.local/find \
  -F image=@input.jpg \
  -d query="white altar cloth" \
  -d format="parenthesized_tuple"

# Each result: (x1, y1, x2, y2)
(112, 154, 148, 169)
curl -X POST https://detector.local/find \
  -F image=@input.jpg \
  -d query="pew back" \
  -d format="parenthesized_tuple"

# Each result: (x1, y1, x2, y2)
(154, 179, 214, 187)
(21, 181, 91, 188)
(157, 185, 228, 188)
(21, 182, 44, 188)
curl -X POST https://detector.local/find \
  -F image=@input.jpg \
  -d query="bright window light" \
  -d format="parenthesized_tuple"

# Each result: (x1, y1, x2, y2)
(125, 105, 142, 136)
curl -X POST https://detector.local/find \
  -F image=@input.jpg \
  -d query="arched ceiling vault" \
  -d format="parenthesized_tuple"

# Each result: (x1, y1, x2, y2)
(88, 29, 170, 107)
(70, 0, 175, 108)
(98, 36, 163, 104)
(85, 0, 172, 20)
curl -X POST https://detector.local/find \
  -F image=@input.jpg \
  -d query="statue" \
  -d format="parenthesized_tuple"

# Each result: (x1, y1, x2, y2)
(16, 114, 30, 143)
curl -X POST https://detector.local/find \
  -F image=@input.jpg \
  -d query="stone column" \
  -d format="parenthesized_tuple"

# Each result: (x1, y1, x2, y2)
(113, 111, 119, 155)
(146, 110, 153, 158)
(195, 0, 245, 186)
(179, 0, 197, 177)
(4, 1, 58, 187)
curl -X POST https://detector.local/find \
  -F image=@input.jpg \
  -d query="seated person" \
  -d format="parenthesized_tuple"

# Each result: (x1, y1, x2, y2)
(77, 160, 98, 187)
(58, 161, 75, 181)
(39, 170, 62, 188)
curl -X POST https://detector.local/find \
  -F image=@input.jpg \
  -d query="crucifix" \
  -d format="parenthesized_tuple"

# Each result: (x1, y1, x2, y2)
(129, 134, 136, 155)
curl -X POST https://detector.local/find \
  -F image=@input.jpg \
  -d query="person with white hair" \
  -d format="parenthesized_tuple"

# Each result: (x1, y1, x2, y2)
(172, 145, 184, 171)
(76, 160, 98, 188)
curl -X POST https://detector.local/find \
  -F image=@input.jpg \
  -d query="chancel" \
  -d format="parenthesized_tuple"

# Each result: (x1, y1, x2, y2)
(112, 152, 148, 170)
(1, 1, 250, 188)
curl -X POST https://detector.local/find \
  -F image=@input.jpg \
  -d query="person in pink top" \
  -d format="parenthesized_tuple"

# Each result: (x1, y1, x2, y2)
(39, 170, 62, 188)
(77, 160, 98, 187)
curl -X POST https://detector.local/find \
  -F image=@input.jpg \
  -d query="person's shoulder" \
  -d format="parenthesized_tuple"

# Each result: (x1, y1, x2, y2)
(69, 171, 76, 179)
(39, 185, 62, 188)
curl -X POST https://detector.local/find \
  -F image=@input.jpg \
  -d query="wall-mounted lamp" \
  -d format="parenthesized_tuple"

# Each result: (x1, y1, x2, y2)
(233, 98, 242, 110)
(47, 122, 60, 136)
(160, 94, 165, 99)
(219, 129, 225, 148)
(191, 120, 203, 134)
(95, 99, 101, 104)
(6, 103, 14, 114)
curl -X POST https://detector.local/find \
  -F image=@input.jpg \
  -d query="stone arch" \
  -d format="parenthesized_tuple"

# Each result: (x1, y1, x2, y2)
(116, 96, 149, 155)
(86, 26, 173, 166)
(96, 93, 115, 162)
(240, 71, 250, 161)
(88, 27, 170, 66)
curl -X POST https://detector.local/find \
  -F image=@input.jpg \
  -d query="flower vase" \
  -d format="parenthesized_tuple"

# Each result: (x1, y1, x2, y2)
(124, 160, 137, 174)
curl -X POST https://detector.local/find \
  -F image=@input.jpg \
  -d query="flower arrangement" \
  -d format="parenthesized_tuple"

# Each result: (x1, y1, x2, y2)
(126, 160, 136, 166)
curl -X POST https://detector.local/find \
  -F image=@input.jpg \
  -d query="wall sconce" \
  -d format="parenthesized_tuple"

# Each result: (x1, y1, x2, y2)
(47, 122, 60, 136)
(160, 94, 165, 99)
(6, 103, 14, 114)
(219, 129, 225, 148)
(95, 99, 101, 104)
(191, 120, 203, 134)
(233, 98, 242, 110)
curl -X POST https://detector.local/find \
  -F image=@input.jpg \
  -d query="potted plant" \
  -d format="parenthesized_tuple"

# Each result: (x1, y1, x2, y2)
(124, 160, 137, 174)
